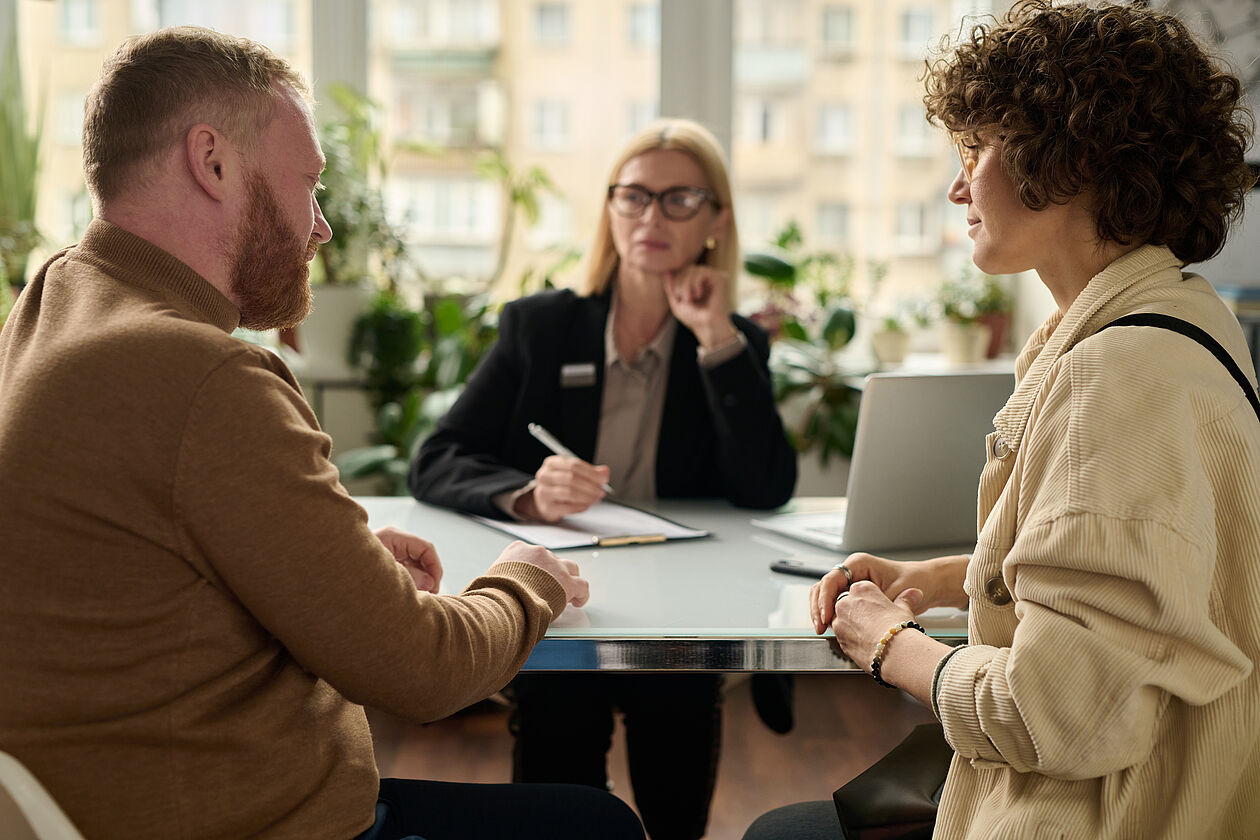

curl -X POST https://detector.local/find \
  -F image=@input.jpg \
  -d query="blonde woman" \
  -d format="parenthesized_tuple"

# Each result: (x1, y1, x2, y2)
(410, 119, 796, 839)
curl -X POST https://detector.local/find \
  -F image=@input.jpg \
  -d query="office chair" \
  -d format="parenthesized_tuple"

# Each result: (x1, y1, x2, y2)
(0, 751, 87, 840)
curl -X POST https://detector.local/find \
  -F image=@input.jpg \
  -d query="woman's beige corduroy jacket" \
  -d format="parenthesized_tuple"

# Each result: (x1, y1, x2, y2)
(934, 245, 1260, 839)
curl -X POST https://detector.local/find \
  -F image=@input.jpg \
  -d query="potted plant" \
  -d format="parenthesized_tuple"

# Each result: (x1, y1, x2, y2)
(1, 20, 43, 294)
(870, 315, 911, 366)
(744, 221, 863, 465)
(297, 84, 407, 372)
(336, 293, 499, 495)
(476, 149, 557, 291)
(0, 274, 14, 330)
(936, 273, 996, 364)
(973, 273, 1014, 358)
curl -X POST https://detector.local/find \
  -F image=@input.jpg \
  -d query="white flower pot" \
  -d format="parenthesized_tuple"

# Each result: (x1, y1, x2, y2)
(940, 321, 992, 365)
(871, 329, 911, 366)
(298, 284, 375, 375)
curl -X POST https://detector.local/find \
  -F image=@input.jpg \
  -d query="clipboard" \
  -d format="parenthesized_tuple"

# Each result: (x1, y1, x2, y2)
(468, 501, 710, 550)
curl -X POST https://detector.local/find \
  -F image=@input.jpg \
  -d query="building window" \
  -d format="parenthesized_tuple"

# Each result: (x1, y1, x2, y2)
(738, 192, 781, 247)
(736, 0, 805, 47)
(393, 84, 488, 147)
(62, 189, 93, 241)
(531, 99, 571, 150)
(895, 201, 933, 254)
(899, 9, 934, 60)
(385, 177, 499, 279)
(157, 0, 295, 52)
(388, 175, 499, 241)
(816, 202, 849, 244)
(533, 2, 570, 46)
(447, 0, 499, 44)
(54, 92, 87, 147)
(626, 100, 659, 137)
(157, 0, 214, 28)
(251, 0, 296, 54)
(815, 103, 853, 155)
(527, 194, 574, 249)
(820, 6, 855, 57)
(740, 97, 787, 145)
(896, 105, 933, 157)
(627, 2, 660, 49)
(60, 0, 101, 47)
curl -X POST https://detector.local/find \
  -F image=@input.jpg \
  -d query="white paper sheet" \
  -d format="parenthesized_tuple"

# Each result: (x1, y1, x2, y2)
(469, 502, 709, 550)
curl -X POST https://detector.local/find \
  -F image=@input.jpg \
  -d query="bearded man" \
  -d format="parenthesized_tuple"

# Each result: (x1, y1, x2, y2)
(0, 26, 642, 840)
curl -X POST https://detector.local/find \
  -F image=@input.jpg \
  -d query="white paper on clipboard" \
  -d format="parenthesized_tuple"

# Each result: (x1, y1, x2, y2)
(469, 501, 708, 550)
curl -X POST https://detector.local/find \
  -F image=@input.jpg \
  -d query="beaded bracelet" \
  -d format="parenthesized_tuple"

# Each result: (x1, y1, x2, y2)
(870, 620, 926, 688)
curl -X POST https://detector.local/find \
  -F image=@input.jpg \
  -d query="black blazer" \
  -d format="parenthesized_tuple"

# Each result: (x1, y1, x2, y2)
(408, 288, 798, 518)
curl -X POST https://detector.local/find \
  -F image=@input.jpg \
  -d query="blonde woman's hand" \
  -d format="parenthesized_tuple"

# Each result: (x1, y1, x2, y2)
(515, 455, 611, 523)
(664, 266, 737, 349)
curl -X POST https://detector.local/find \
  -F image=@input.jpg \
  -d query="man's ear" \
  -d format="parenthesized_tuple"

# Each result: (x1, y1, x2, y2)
(185, 123, 232, 202)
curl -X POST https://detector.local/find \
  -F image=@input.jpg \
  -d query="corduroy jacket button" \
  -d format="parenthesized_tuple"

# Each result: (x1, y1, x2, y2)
(984, 576, 1012, 606)
(991, 436, 1011, 459)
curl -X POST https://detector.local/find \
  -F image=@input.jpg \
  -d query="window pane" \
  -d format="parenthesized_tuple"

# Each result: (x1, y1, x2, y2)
(533, 2, 570, 46)
(627, 2, 659, 49)
(733, 0, 988, 315)
(820, 5, 854, 56)
(368, 0, 659, 289)
(815, 103, 853, 155)
(60, 0, 102, 47)
(816, 201, 849, 245)
(20, 1, 313, 252)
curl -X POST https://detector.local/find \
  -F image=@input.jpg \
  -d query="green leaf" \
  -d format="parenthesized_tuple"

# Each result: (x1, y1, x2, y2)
(743, 251, 796, 283)
(780, 319, 810, 342)
(822, 305, 857, 350)
(334, 445, 401, 478)
(433, 297, 466, 337)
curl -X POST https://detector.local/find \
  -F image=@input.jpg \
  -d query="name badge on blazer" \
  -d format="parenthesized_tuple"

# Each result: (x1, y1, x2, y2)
(560, 363, 597, 388)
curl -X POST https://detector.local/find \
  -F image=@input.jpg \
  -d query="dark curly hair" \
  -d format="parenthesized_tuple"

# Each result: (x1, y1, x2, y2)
(923, 0, 1255, 264)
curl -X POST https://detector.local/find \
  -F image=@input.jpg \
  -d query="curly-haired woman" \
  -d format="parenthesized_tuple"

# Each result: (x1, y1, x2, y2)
(746, 2, 1259, 838)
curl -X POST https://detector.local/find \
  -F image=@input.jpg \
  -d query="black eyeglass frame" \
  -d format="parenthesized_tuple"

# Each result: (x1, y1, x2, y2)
(606, 184, 720, 221)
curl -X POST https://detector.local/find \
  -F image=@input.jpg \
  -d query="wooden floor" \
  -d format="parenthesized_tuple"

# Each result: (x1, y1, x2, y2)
(367, 673, 937, 840)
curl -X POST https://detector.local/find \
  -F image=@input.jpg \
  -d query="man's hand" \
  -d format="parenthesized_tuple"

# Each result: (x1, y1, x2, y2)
(490, 541, 590, 607)
(515, 455, 611, 522)
(374, 526, 443, 593)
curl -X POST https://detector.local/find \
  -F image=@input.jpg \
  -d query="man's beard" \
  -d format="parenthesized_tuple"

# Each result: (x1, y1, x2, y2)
(228, 171, 318, 331)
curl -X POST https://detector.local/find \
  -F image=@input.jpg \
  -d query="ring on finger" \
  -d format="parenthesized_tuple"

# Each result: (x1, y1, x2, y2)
(835, 591, 851, 603)
(832, 563, 853, 584)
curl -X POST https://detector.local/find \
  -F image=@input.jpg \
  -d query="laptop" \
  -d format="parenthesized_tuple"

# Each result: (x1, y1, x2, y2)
(752, 370, 1014, 552)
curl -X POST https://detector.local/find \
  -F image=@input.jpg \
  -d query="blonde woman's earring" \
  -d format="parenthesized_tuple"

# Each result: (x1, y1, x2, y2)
(704, 236, 717, 250)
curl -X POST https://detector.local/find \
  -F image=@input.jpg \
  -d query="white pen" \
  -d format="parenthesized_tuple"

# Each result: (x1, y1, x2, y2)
(527, 422, 615, 495)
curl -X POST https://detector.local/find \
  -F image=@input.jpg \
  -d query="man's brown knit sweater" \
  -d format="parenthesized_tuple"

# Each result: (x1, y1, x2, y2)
(0, 220, 567, 839)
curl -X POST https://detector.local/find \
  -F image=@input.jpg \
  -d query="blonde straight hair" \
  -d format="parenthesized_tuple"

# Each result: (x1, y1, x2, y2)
(578, 118, 739, 302)
(83, 26, 309, 203)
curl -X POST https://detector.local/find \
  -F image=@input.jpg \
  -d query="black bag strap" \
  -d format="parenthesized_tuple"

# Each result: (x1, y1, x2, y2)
(1097, 313, 1260, 423)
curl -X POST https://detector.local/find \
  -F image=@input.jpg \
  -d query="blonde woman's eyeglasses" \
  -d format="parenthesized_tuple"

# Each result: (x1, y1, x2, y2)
(607, 184, 718, 221)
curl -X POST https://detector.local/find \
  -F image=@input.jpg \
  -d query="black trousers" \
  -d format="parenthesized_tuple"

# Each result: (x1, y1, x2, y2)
(353, 777, 645, 840)
(509, 672, 723, 840)
(741, 800, 845, 840)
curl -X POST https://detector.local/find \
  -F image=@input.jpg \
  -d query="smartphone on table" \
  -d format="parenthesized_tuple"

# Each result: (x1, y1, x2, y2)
(769, 556, 837, 579)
